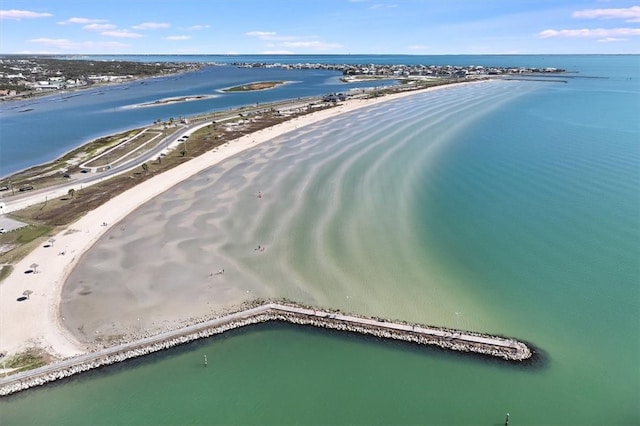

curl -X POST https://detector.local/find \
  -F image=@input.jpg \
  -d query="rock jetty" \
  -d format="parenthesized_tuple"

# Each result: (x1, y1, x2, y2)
(0, 301, 533, 396)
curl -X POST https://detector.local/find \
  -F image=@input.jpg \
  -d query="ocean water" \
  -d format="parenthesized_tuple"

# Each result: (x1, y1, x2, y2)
(1, 55, 639, 425)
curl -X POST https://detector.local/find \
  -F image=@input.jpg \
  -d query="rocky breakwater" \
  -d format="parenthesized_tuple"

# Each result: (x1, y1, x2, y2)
(0, 300, 533, 396)
(266, 303, 532, 362)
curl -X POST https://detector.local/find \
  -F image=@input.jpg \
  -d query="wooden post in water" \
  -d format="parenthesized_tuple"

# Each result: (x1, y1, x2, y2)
(204, 355, 208, 367)
(505, 412, 510, 425)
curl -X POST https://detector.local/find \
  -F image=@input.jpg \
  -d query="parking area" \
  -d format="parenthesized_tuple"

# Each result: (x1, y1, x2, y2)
(0, 216, 28, 233)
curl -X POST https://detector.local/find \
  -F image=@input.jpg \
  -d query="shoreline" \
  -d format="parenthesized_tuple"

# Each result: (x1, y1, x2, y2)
(0, 300, 533, 396)
(0, 79, 488, 362)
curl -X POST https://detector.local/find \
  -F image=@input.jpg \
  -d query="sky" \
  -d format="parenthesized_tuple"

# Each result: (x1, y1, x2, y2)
(0, 0, 639, 55)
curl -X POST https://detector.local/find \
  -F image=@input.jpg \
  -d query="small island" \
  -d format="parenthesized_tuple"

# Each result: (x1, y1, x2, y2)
(222, 81, 287, 92)
(133, 94, 216, 108)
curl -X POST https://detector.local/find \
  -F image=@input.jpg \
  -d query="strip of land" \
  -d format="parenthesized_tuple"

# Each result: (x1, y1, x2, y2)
(0, 79, 487, 367)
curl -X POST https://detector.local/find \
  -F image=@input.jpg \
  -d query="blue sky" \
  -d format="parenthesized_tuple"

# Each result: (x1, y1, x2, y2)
(1, 0, 639, 54)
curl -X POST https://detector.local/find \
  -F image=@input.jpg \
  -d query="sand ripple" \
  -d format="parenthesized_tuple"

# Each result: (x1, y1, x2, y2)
(61, 81, 539, 341)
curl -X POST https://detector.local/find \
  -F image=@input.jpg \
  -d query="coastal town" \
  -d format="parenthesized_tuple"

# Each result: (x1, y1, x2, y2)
(232, 61, 565, 79)
(0, 56, 565, 99)
(0, 56, 201, 98)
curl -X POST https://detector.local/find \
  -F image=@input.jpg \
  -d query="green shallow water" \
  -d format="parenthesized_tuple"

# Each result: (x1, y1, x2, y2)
(1, 324, 635, 425)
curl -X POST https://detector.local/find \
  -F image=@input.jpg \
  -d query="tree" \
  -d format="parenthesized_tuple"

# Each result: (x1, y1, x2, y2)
(30, 263, 38, 273)
(23, 290, 33, 300)
(141, 163, 149, 174)
(48, 238, 55, 247)
(68, 188, 75, 199)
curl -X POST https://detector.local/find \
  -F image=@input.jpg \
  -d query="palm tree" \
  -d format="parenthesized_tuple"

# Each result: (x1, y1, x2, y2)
(30, 263, 38, 273)
(48, 238, 55, 247)
(23, 290, 33, 300)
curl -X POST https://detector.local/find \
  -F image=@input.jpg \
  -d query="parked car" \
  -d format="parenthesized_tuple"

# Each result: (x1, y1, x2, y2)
(0, 228, 7, 234)
(19, 185, 34, 192)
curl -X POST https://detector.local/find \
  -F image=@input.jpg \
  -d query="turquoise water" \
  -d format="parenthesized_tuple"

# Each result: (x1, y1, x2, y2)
(2, 56, 639, 425)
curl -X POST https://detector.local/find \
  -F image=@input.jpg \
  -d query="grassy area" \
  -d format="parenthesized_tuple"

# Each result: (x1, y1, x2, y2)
(0, 265, 13, 282)
(223, 81, 284, 92)
(83, 129, 165, 169)
(0, 128, 143, 192)
(2, 348, 51, 373)
(0, 223, 54, 268)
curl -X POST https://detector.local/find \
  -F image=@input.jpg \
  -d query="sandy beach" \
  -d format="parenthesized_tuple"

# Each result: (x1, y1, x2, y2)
(0, 81, 481, 360)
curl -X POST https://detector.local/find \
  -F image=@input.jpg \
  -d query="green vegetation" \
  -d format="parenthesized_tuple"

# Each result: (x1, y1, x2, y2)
(224, 81, 283, 92)
(0, 265, 13, 282)
(0, 223, 54, 268)
(3, 348, 50, 373)
(14, 224, 53, 245)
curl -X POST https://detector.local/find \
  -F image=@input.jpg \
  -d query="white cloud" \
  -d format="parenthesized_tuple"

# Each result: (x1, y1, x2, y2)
(84, 23, 116, 31)
(1, 9, 52, 20)
(260, 50, 295, 54)
(29, 38, 70, 46)
(246, 31, 298, 41)
(245, 31, 278, 39)
(101, 30, 143, 38)
(174, 48, 201, 53)
(573, 6, 640, 22)
(408, 44, 430, 50)
(282, 40, 343, 50)
(246, 31, 341, 51)
(165, 35, 191, 40)
(370, 3, 398, 10)
(59, 17, 106, 25)
(185, 24, 210, 30)
(598, 37, 628, 42)
(132, 22, 170, 30)
(29, 38, 128, 51)
(538, 27, 640, 38)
